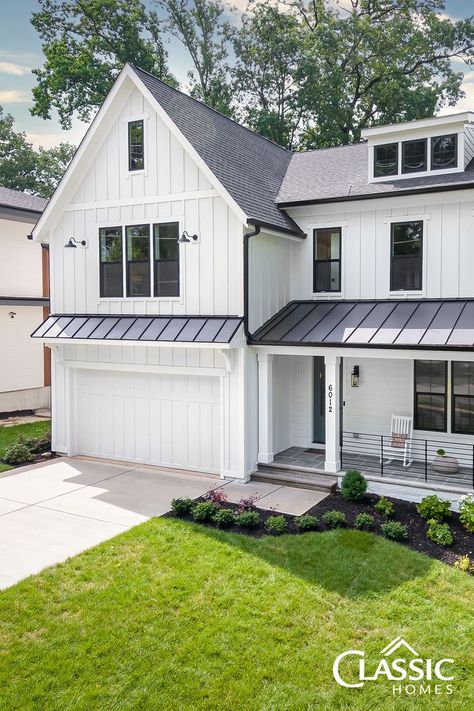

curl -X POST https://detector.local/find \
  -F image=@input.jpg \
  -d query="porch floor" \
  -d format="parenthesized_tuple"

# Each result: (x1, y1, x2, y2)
(274, 447, 473, 492)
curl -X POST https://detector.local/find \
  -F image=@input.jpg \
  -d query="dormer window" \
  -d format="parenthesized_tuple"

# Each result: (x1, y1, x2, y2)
(402, 139, 427, 174)
(374, 143, 398, 177)
(128, 120, 144, 171)
(431, 134, 457, 170)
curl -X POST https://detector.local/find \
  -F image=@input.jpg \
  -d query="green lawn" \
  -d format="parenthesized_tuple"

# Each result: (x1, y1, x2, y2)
(0, 520, 472, 710)
(0, 420, 51, 471)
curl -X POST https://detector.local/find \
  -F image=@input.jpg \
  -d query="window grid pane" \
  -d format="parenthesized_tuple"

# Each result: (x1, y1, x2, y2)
(374, 143, 398, 177)
(402, 139, 427, 174)
(452, 362, 474, 434)
(153, 222, 179, 297)
(390, 221, 423, 291)
(313, 228, 341, 293)
(99, 227, 123, 297)
(126, 224, 150, 297)
(128, 120, 144, 171)
(431, 134, 457, 170)
(414, 360, 447, 432)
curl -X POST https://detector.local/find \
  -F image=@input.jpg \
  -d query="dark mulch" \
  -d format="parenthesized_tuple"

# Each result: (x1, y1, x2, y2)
(165, 490, 473, 571)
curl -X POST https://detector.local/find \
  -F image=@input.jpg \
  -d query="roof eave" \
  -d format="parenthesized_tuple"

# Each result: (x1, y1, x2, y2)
(247, 217, 305, 238)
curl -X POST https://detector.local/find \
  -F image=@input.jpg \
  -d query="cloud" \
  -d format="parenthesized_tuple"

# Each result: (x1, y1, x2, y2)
(0, 62, 31, 76)
(0, 89, 31, 103)
(26, 132, 66, 149)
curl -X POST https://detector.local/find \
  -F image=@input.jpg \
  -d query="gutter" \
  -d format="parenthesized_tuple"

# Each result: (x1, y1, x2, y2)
(243, 224, 261, 341)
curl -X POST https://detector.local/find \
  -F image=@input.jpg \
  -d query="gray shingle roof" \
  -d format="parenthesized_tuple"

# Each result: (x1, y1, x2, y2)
(0, 186, 47, 213)
(131, 65, 301, 235)
(277, 143, 474, 205)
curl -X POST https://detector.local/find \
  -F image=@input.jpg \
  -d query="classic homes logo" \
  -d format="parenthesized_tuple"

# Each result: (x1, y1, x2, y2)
(333, 636, 454, 696)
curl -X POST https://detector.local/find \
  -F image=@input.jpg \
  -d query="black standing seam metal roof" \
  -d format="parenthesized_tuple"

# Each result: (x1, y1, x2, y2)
(31, 314, 243, 344)
(252, 299, 474, 350)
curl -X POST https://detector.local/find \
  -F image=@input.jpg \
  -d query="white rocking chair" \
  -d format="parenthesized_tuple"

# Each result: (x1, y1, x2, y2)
(381, 415, 414, 468)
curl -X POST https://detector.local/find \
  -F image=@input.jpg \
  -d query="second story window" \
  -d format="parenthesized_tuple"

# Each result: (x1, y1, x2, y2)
(313, 227, 341, 293)
(154, 223, 179, 297)
(431, 134, 457, 170)
(390, 221, 423, 292)
(126, 224, 150, 297)
(374, 143, 398, 177)
(402, 139, 427, 174)
(99, 227, 123, 297)
(128, 120, 144, 171)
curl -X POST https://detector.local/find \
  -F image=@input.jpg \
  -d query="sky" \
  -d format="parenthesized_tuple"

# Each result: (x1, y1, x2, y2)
(0, 0, 473, 150)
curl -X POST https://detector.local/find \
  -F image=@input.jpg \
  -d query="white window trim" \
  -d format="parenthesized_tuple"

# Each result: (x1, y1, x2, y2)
(124, 114, 149, 179)
(384, 214, 430, 298)
(305, 221, 348, 299)
(97, 216, 185, 304)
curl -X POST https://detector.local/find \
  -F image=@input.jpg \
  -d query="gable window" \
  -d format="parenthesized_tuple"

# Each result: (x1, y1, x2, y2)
(374, 143, 398, 177)
(390, 221, 423, 291)
(126, 224, 150, 297)
(452, 362, 474, 435)
(128, 120, 144, 171)
(402, 139, 427, 174)
(99, 227, 123, 297)
(414, 360, 447, 432)
(313, 228, 341, 293)
(154, 222, 179, 297)
(431, 134, 457, 170)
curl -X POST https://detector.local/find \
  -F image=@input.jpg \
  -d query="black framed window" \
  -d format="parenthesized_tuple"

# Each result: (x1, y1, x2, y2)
(128, 120, 144, 171)
(99, 227, 123, 297)
(431, 134, 457, 170)
(452, 362, 474, 434)
(390, 221, 423, 291)
(313, 227, 341, 293)
(154, 222, 179, 297)
(402, 139, 427, 174)
(374, 143, 398, 177)
(414, 360, 447, 432)
(126, 224, 150, 297)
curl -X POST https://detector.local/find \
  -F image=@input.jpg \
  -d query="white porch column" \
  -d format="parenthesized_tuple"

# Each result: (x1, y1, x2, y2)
(324, 353, 341, 473)
(257, 352, 274, 463)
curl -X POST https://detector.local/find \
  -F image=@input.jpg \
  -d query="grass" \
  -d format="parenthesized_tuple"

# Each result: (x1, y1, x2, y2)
(0, 520, 472, 710)
(0, 420, 51, 471)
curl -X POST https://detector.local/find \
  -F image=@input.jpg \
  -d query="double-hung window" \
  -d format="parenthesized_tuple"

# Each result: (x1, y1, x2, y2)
(414, 361, 447, 432)
(153, 223, 179, 297)
(99, 227, 123, 297)
(390, 221, 423, 292)
(126, 224, 150, 297)
(452, 362, 474, 435)
(128, 120, 144, 171)
(313, 227, 341, 293)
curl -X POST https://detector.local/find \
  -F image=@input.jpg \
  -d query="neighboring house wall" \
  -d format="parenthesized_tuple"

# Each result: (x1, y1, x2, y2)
(0, 217, 42, 296)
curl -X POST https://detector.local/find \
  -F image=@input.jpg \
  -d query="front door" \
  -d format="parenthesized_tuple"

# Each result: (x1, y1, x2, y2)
(313, 356, 325, 443)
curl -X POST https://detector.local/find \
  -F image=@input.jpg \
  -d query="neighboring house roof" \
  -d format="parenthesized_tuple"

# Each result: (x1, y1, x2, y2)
(276, 143, 474, 205)
(130, 65, 301, 235)
(32, 314, 243, 344)
(0, 186, 47, 214)
(252, 298, 474, 350)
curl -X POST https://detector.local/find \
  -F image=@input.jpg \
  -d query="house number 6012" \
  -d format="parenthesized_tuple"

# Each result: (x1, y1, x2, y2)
(328, 384, 333, 413)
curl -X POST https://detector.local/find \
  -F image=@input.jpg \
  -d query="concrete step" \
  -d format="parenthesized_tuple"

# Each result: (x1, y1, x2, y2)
(254, 464, 337, 493)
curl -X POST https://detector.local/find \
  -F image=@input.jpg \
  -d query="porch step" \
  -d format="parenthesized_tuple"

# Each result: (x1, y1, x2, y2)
(254, 463, 337, 492)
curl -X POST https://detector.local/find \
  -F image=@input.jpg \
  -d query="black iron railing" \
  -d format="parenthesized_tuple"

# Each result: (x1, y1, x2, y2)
(341, 432, 474, 489)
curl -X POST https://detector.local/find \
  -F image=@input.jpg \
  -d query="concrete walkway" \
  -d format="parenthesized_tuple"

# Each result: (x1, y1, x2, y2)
(0, 457, 327, 589)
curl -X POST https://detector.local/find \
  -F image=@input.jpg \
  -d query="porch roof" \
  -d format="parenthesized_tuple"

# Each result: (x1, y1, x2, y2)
(252, 299, 474, 350)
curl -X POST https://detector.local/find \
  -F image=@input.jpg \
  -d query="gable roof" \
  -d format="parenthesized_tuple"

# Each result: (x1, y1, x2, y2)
(0, 186, 47, 214)
(277, 142, 474, 205)
(130, 65, 302, 235)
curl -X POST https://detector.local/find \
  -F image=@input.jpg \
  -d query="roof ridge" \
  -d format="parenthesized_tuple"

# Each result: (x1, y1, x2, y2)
(293, 142, 367, 156)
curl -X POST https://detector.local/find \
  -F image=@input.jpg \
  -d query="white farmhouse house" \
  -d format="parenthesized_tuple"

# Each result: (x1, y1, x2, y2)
(32, 64, 474, 498)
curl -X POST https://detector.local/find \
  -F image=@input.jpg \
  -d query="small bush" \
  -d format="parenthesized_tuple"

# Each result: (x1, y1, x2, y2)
(26, 433, 51, 454)
(426, 519, 453, 546)
(381, 521, 408, 541)
(417, 495, 451, 521)
(294, 514, 319, 532)
(236, 495, 258, 513)
(2, 441, 34, 465)
(374, 496, 395, 517)
(212, 508, 236, 528)
(170, 497, 196, 516)
(354, 512, 375, 531)
(341, 470, 367, 502)
(458, 493, 474, 533)
(205, 488, 228, 505)
(192, 501, 219, 523)
(453, 555, 473, 573)
(236, 510, 261, 528)
(322, 510, 347, 529)
(264, 515, 288, 535)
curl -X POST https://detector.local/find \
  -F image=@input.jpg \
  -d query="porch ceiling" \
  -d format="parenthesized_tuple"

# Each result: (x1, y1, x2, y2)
(252, 299, 474, 350)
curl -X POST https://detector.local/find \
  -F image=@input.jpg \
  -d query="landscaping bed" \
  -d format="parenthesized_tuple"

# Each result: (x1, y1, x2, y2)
(0, 420, 53, 472)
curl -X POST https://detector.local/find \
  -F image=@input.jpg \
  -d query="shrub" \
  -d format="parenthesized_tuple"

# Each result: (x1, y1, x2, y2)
(341, 470, 367, 502)
(236, 510, 261, 528)
(354, 512, 375, 531)
(294, 514, 319, 532)
(264, 515, 288, 535)
(417, 495, 451, 521)
(426, 519, 453, 546)
(458, 493, 474, 533)
(236, 495, 258, 513)
(436, 448, 446, 456)
(322, 510, 347, 529)
(205, 488, 228, 505)
(170, 497, 196, 516)
(2, 441, 34, 465)
(453, 555, 473, 573)
(192, 501, 219, 523)
(26, 433, 51, 454)
(374, 496, 395, 517)
(212, 508, 236, 528)
(381, 521, 408, 541)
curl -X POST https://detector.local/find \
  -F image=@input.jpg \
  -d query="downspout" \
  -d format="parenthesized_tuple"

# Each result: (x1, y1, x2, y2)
(243, 224, 261, 342)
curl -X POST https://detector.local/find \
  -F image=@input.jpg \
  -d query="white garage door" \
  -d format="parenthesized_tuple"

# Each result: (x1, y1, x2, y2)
(76, 369, 221, 474)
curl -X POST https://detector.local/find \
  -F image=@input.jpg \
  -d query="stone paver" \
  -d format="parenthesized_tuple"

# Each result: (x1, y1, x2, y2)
(217, 480, 282, 504)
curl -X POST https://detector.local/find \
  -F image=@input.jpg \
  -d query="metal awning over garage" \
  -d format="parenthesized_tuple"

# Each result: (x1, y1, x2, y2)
(252, 299, 474, 350)
(32, 314, 243, 344)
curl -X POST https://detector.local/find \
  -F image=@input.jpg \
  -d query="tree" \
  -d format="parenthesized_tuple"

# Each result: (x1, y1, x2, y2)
(157, 0, 234, 115)
(0, 106, 75, 198)
(31, 0, 176, 129)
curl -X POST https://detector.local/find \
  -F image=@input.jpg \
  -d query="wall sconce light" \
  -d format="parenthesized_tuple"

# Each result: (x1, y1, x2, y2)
(8, 312, 16, 319)
(178, 230, 199, 244)
(351, 365, 360, 387)
(64, 237, 86, 248)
